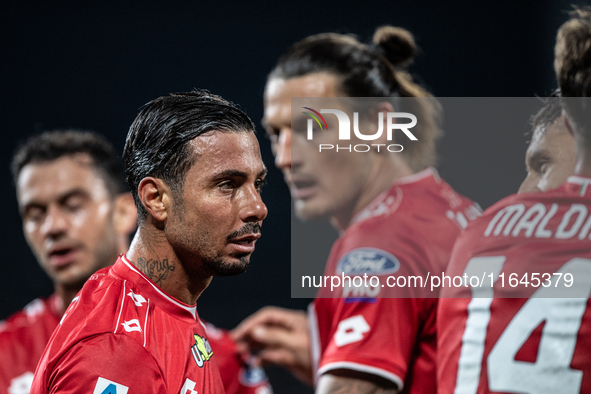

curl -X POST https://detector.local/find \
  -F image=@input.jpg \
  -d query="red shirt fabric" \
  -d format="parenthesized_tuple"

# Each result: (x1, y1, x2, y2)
(31, 255, 225, 394)
(0, 295, 61, 394)
(437, 176, 591, 394)
(310, 168, 479, 393)
(1, 273, 270, 394)
(203, 322, 272, 394)
(0, 298, 270, 394)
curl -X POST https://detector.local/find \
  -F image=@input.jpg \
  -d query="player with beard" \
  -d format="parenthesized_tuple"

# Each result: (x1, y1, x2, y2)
(233, 27, 480, 394)
(4, 129, 271, 394)
(437, 9, 591, 393)
(519, 90, 576, 194)
(31, 91, 268, 393)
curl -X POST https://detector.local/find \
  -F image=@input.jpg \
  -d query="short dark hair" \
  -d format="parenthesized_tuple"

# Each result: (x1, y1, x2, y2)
(124, 89, 255, 221)
(269, 26, 441, 172)
(12, 130, 127, 197)
(555, 7, 591, 146)
(531, 90, 562, 132)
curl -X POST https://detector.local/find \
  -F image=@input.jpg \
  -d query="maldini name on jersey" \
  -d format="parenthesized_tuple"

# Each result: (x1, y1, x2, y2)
(30, 255, 225, 394)
(437, 176, 591, 394)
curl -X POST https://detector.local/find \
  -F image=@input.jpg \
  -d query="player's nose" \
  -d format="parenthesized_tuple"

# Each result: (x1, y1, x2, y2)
(41, 205, 68, 238)
(240, 186, 268, 223)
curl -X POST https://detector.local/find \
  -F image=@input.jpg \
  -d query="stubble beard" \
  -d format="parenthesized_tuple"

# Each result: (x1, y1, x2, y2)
(203, 252, 250, 277)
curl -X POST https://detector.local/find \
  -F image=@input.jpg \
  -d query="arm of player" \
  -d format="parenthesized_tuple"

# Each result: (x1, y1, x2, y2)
(231, 306, 313, 386)
(36, 334, 167, 394)
(316, 371, 399, 394)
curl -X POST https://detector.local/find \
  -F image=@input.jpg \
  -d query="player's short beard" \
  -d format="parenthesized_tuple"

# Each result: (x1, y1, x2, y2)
(204, 222, 261, 276)
(203, 253, 250, 277)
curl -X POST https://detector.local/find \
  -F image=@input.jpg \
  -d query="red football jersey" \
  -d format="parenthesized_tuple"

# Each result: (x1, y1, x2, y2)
(310, 168, 479, 393)
(438, 176, 591, 394)
(203, 322, 272, 394)
(31, 255, 225, 394)
(1, 281, 269, 394)
(0, 296, 61, 394)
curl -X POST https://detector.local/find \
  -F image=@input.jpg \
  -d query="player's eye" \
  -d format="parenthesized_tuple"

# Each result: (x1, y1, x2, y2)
(25, 207, 45, 223)
(537, 159, 551, 175)
(263, 124, 280, 141)
(292, 120, 308, 134)
(63, 195, 84, 212)
(219, 180, 236, 190)
(255, 178, 268, 194)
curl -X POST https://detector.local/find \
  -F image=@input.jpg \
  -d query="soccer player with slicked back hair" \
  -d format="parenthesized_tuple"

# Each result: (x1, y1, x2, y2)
(437, 9, 591, 394)
(232, 26, 479, 394)
(31, 91, 268, 394)
(4, 129, 271, 394)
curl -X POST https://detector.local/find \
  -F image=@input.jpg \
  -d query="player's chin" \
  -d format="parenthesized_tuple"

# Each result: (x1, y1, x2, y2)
(208, 254, 251, 277)
(294, 200, 333, 221)
(56, 270, 94, 290)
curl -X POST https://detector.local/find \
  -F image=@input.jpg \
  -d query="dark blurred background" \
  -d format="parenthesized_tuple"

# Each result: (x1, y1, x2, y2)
(0, 0, 579, 391)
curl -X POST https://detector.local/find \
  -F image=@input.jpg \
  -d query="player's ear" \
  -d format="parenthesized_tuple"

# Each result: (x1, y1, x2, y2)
(137, 177, 172, 222)
(113, 192, 138, 236)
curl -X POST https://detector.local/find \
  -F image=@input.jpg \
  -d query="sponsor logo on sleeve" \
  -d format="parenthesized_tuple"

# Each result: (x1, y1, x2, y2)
(8, 371, 34, 394)
(92, 377, 129, 394)
(191, 334, 213, 368)
(336, 248, 400, 276)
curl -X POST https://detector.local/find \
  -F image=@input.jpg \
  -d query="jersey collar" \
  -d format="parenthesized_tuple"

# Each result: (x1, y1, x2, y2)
(566, 175, 591, 197)
(349, 167, 438, 226)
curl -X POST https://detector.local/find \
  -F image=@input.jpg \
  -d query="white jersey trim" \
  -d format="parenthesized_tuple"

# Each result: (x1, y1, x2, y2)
(567, 175, 591, 196)
(121, 255, 197, 319)
(318, 361, 404, 390)
(308, 302, 321, 386)
(566, 175, 591, 184)
(114, 280, 127, 334)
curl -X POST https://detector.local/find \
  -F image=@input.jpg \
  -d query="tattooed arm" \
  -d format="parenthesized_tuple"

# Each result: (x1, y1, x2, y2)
(316, 371, 399, 394)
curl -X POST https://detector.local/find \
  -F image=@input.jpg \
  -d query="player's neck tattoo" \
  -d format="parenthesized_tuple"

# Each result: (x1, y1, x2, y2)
(134, 257, 176, 286)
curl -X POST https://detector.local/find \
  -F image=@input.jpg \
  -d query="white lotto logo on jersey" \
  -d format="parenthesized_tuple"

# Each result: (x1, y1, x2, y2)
(180, 378, 197, 394)
(8, 371, 34, 394)
(334, 315, 371, 347)
(121, 319, 142, 333)
(336, 248, 400, 275)
(92, 377, 129, 394)
(127, 290, 147, 307)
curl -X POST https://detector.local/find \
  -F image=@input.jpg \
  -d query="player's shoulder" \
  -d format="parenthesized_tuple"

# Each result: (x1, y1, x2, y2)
(56, 266, 136, 340)
(458, 182, 591, 248)
(344, 173, 477, 247)
(203, 321, 234, 350)
(351, 169, 478, 235)
(36, 332, 164, 394)
(483, 177, 591, 216)
(0, 296, 60, 337)
(397, 168, 478, 213)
